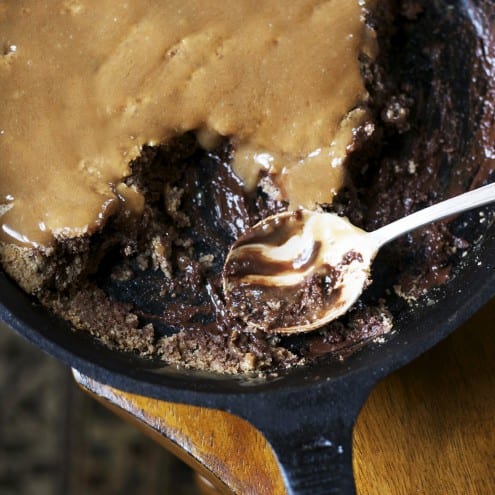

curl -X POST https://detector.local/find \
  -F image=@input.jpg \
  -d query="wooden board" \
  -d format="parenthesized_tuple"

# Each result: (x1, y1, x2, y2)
(353, 299, 495, 494)
(76, 299, 494, 494)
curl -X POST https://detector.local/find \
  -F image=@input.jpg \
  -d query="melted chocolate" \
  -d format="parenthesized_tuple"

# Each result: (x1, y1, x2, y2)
(233, 210, 305, 249)
(226, 241, 322, 280)
(226, 263, 342, 331)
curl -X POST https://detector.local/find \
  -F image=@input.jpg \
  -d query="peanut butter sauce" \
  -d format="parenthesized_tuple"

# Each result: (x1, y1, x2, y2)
(0, 0, 375, 247)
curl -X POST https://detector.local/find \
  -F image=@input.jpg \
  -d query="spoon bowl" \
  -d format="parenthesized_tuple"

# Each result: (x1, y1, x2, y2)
(223, 182, 495, 333)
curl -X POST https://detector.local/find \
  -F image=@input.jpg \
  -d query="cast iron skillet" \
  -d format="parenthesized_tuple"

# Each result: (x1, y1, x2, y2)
(1, 1, 495, 494)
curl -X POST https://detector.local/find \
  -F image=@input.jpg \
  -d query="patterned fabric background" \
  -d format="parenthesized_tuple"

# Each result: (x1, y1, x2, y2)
(0, 323, 200, 495)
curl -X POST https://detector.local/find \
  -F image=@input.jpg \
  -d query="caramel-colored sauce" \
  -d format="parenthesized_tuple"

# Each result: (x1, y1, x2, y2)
(0, 0, 375, 247)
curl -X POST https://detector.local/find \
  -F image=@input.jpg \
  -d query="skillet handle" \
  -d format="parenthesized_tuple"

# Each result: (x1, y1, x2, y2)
(248, 374, 374, 495)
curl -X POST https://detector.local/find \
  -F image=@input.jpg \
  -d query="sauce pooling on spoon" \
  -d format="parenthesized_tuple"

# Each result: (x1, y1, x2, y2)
(223, 210, 377, 333)
(224, 183, 495, 333)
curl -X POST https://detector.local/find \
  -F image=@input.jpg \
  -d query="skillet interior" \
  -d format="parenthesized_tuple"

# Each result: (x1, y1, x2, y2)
(0, 0, 494, 410)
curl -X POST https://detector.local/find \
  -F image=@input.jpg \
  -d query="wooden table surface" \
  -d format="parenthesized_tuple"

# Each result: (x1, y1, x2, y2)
(76, 299, 494, 495)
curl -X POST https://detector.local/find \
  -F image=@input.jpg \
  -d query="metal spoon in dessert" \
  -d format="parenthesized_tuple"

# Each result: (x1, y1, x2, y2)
(223, 182, 495, 334)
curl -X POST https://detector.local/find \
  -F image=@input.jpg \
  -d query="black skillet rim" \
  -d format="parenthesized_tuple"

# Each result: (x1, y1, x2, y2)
(0, 222, 493, 412)
(1, 0, 494, 413)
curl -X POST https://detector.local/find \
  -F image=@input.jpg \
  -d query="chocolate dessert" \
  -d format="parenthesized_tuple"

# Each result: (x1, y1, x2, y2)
(0, 1, 493, 375)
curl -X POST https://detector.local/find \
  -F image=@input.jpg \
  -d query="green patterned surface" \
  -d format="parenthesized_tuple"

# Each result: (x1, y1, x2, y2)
(0, 324, 199, 495)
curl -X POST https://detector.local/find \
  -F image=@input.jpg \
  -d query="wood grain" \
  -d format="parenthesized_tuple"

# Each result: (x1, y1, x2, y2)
(353, 300, 495, 495)
(76, 374, 286, 495)
(75, 299, 494, 495)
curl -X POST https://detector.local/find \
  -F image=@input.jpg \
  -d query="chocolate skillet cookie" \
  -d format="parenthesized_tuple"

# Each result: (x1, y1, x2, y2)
(0, 1, 491, 375)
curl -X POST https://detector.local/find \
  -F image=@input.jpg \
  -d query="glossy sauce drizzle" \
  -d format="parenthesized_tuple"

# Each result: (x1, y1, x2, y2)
(0, 0, 375, 247)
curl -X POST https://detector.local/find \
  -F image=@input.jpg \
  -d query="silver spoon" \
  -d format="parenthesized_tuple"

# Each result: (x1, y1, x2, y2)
(223, 182, 495, 334)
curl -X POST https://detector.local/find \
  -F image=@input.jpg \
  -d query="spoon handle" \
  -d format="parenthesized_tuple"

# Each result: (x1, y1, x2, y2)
(369, 182, 495, 247)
